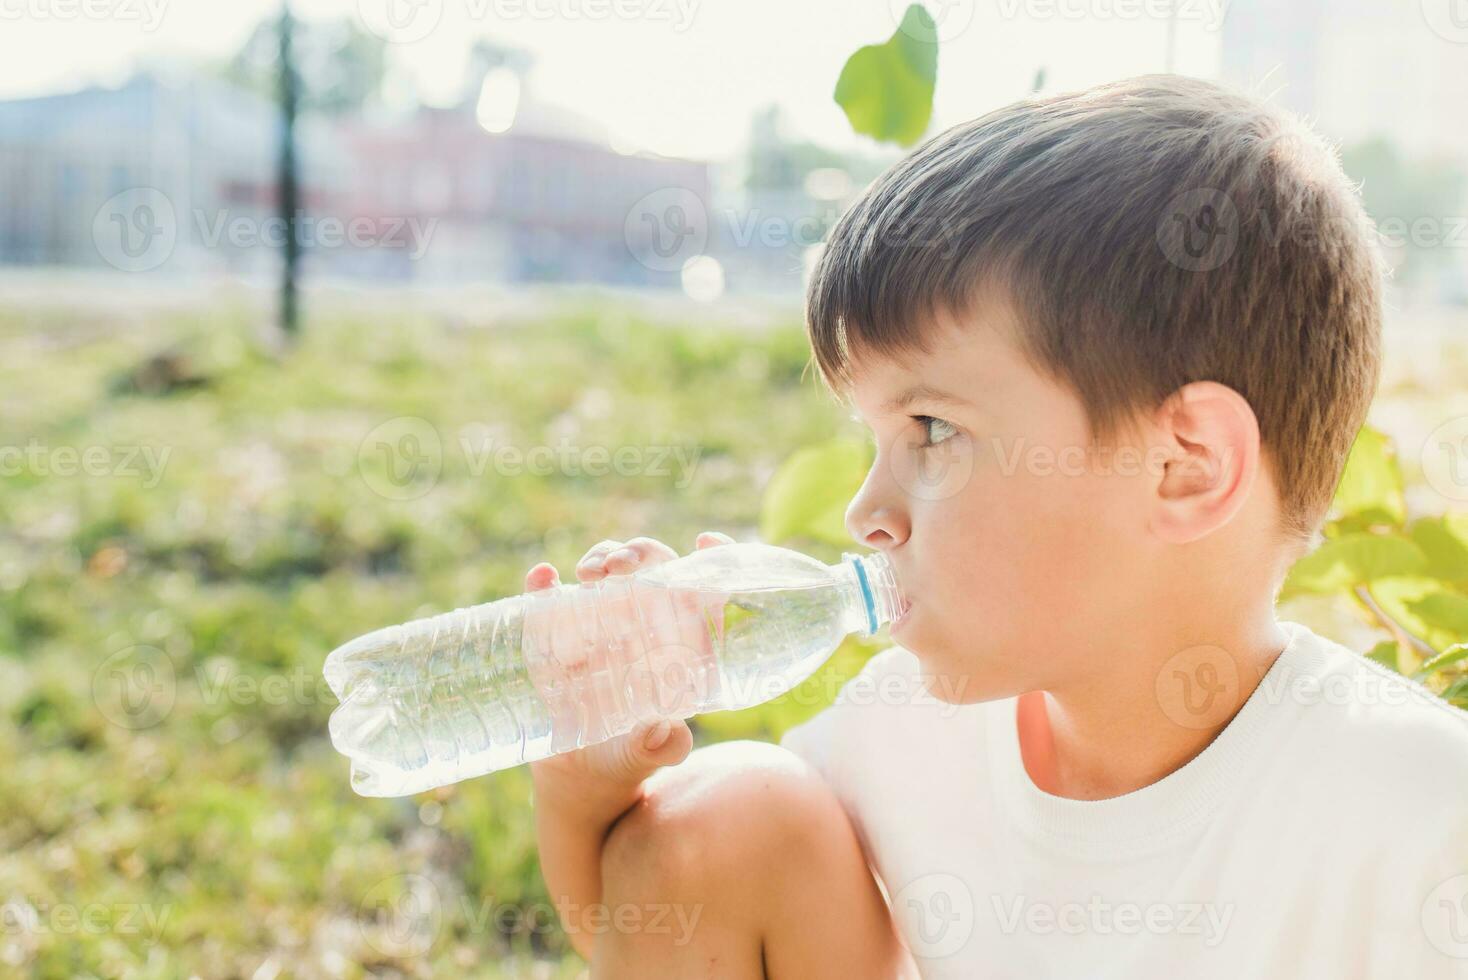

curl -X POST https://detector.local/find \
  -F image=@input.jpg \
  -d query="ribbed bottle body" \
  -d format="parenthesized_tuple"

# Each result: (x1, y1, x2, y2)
(324, 544, 903, 796)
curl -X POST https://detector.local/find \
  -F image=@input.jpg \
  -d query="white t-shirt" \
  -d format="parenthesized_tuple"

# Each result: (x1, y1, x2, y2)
(779, 621, 1468, 979)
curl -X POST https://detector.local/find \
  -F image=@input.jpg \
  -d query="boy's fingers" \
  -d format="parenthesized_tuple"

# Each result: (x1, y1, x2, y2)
(695, 531, 735, 549)
(600, 536, 678, 575)
(578, 536, 724, 582)
(575, 539, 625, 581)
(524, 562, 560, 592)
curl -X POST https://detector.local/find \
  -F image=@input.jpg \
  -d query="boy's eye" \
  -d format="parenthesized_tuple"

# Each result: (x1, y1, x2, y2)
(913, 415, 957, 448)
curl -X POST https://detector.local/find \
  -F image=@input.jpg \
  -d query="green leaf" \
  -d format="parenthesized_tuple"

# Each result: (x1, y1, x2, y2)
(1367, 577, 1459, 662)
(1441, 676, 1468, 707)
(1364, 639, 1400, 673)
(1414, 642, 1468, 680)
(759, 438, 873, 548)
(1280, 532, 1427, 599)
(833, 5, 938, 147)
(1329, 425, 1406, 529)
(1404, 591, 1468, 635)
(1409, 515, 1468, 583)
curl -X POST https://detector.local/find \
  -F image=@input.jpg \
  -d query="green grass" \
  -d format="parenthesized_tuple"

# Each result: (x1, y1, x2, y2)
(0, 300, 882, 978)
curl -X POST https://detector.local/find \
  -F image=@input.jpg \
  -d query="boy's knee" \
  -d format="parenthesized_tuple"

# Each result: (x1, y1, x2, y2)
(596, 741, 907, 979)
(601, 739, 842, 901)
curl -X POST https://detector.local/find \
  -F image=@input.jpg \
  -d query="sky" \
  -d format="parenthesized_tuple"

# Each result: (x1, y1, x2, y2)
(0, 0, 1224, 161)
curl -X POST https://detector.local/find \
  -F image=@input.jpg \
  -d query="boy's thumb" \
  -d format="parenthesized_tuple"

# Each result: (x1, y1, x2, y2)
(632, 718, 692, 770)
(598, 720, 693, 783)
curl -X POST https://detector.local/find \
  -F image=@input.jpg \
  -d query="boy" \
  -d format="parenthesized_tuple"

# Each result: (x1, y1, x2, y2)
(527, 74, 1468, 977)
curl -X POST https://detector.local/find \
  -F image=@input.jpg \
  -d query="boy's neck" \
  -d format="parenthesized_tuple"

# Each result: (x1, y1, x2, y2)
(1016, 610, 1291, 802)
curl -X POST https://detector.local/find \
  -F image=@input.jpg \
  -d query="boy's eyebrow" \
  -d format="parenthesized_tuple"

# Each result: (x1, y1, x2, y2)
(882, 383, 972, 414)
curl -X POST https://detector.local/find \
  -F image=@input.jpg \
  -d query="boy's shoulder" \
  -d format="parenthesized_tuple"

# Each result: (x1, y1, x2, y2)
(1263, 623, 1468, 801)
(1271, 626, 1468, 920)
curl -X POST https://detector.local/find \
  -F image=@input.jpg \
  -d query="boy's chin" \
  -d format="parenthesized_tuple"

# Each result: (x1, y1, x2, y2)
(913, 658, 1002, 705)
(900, 630, 1022, 706)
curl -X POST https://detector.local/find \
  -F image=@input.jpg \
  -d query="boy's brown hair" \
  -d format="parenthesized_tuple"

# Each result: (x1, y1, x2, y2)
(806, 73, 1384, 543)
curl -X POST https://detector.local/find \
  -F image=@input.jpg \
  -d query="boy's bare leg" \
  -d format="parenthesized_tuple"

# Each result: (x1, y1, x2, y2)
(591, 740, 915, 980)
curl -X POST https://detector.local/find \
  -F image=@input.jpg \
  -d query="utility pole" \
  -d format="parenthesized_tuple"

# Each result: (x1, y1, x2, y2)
(278, 0, 301, 338)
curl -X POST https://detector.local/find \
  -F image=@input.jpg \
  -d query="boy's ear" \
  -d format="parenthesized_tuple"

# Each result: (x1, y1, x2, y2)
(1148, 381, 1260, 545)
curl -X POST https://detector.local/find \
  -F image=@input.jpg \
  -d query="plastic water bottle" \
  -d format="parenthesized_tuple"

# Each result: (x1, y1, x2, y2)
(323, 542, 905, 797)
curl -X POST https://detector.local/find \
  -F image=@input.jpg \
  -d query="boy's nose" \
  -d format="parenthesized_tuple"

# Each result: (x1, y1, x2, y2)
(845, 496, 909, 551)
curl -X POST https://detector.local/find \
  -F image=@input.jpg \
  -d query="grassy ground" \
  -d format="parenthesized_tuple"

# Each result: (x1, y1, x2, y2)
(0, 298, 887, 978)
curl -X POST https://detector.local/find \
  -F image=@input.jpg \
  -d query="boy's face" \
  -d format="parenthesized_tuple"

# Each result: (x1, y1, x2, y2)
(844, 298, 1165, 704)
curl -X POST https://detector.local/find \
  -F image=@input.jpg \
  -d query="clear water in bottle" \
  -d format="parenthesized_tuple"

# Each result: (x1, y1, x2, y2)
(323, 542, 905, 797)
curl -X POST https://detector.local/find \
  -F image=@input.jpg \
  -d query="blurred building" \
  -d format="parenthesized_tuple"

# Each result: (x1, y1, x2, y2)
(0, 59, 711, 290)
(0, 71, 345, 275)
(335, 86, 711, 286)
(0, 44, 919, 298)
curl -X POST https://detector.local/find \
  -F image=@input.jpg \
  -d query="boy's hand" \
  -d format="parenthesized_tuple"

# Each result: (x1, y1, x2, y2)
(526, 531, 734, 824)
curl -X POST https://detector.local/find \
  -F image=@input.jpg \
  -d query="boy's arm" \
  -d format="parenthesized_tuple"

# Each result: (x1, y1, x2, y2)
(529, 718, 689, 960)
(522, 531, 731, 961)
(528, 771, 609, 960)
